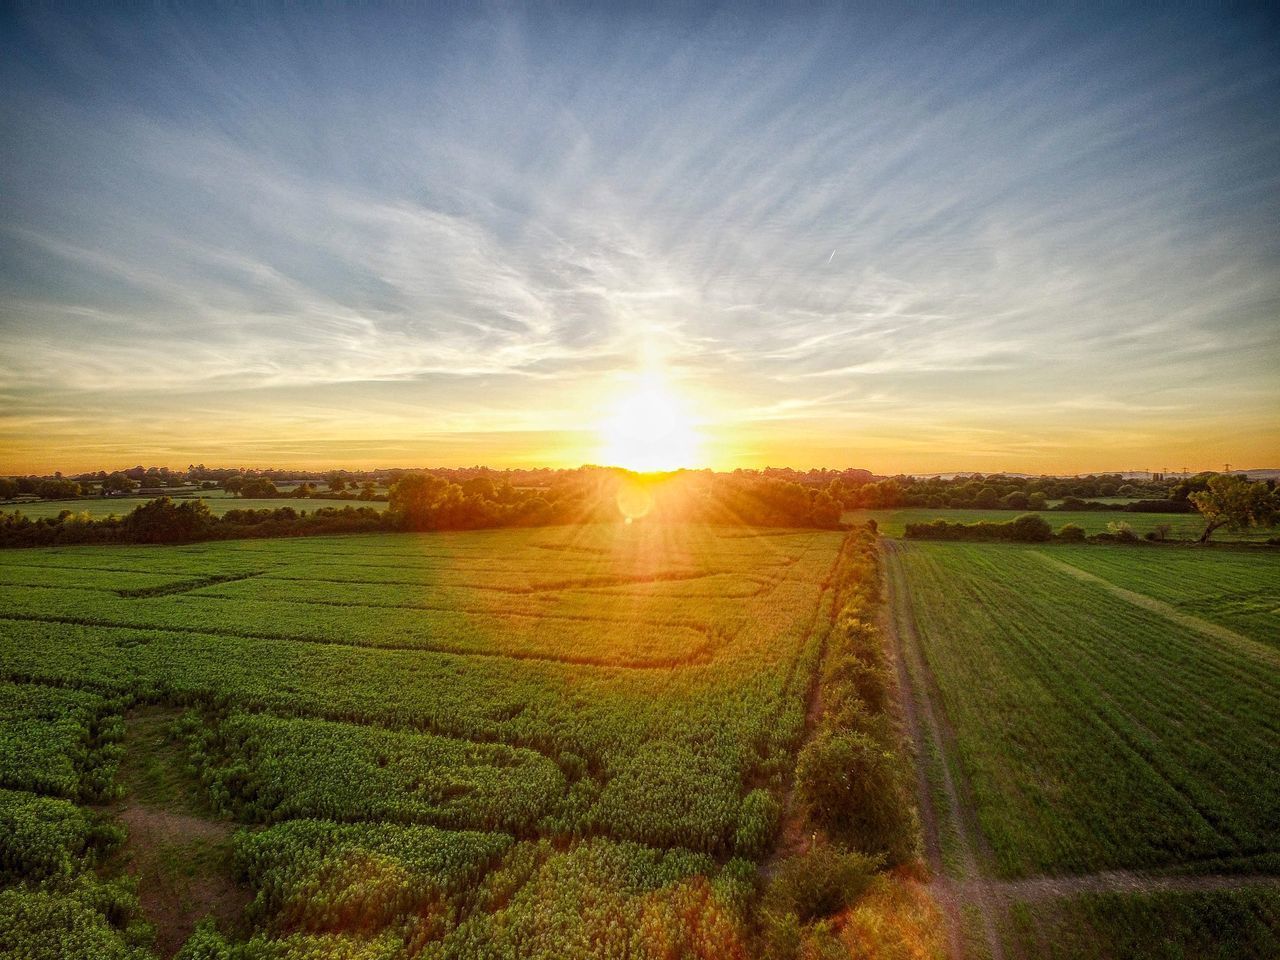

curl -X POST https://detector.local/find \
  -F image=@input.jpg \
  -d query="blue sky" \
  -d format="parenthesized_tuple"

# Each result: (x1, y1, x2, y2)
(1, 3, 1277, 473)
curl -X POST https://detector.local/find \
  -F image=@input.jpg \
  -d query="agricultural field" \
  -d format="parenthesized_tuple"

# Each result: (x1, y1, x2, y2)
(2, 495, 389, 520)
(885, 537, 1280, 958)
(0, 522, 868, 957)
(847, 506, 1276, 541)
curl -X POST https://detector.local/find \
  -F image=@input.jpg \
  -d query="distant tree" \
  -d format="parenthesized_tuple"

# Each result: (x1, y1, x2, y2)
(101, 472, 137, 494)
(0, 478, 18, 500)
(1191, 475, 1278, 543)
(390, 474, 451, 529)
(123, 497, 213, 543)
(326, 473, 348, 493)
(974, 487, 1000, 509)
(807, 490, 842, 528)
(238, 478, 279, 498)
(1001, 491, 1029, 511)
(1026, 491, 1048, 511)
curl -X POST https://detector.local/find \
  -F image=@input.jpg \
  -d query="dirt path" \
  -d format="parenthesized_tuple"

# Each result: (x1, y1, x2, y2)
(882, 539, 1004, 960)
(109, 707, 251, 958)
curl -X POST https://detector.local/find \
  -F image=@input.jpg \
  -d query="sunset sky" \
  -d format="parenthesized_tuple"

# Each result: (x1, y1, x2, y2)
(2, 4, 1278, 475)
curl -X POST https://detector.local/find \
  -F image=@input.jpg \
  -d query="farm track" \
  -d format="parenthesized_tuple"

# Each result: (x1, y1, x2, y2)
(883, 539, 1002, 960)
(884, 538, 1280, 960)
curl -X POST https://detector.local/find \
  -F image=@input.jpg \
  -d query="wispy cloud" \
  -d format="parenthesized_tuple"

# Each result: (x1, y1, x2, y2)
(1, 4, 1277, 471)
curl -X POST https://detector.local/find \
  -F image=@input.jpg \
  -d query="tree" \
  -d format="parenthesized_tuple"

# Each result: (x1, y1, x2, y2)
(326, 473, 348, 493)
(974, 486, 1000, 509)
(1001, 490, 1029, 511)
(123, 497, 213, 543)
(1191, 475, 1278, 543)
(101, 472, 137, 494)
(389, 473, 451, 529)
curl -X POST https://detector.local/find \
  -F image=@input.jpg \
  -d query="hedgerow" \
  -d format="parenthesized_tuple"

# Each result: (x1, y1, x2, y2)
(762, 523, 922, 954)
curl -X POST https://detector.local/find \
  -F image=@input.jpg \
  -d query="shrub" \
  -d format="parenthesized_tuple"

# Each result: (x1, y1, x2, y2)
(1105, 520, 1140, 543)
(1008, 513, 1053, 542)
(795, 732, 913, 863)
(763, 842, 879, 922)
(1057, 523, 1087, 542)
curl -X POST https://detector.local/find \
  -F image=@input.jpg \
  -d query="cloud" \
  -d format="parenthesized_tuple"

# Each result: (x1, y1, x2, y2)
(0, 5, 1277, 471)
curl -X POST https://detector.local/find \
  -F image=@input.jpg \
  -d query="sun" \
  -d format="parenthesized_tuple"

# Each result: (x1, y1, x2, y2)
(597, 375, 702, 472)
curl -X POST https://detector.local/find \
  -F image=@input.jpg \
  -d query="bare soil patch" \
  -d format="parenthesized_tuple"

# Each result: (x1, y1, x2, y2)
(108, 706, 251, 958)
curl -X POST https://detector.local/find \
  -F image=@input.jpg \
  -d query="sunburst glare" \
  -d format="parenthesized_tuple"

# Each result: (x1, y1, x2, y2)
(597, 375, 702, 473)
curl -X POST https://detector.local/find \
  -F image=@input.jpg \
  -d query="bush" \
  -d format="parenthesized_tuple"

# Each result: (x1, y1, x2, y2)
(1057, 523, 1087, 543)
(1105, 520, 1140, 543)
(764, 842, 879, 922)
(795, 732, 913, 862)
(1008, 513, 1053, 542)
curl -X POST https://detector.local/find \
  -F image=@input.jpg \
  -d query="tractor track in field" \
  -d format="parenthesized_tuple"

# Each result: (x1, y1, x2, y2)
(883, 538, 1280, 960)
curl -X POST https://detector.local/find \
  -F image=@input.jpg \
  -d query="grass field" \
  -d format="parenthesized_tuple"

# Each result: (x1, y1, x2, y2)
(1000, 886, 1280, 959)
(847, 507, 1276, 541)
(0, 522, 854, 957)
(2, 495, 389, 519)
(886, 536, 1280, 958)
(892, 541, 1279, 879)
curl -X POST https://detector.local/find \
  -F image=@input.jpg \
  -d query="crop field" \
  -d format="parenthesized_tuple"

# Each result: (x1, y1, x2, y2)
(0, 522, 855, 957)
(885, 537, 1280, 958)
(847, 507, 1276, 541)
(2, 495, 390, 520)
(998, 886, 1280, 959)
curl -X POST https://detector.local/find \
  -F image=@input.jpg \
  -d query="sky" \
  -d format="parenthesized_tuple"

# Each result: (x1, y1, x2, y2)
(1, 3, 1278, 476)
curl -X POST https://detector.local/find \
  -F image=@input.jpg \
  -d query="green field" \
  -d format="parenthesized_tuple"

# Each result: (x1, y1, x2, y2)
(847, 507, 1276, 541)
(3, 495, 389, 520)
(887, 536, 1280, 958)
(891, 541, 1279, 878)
(1000, 887, 1280, 959)
(0, 523, 851, 957)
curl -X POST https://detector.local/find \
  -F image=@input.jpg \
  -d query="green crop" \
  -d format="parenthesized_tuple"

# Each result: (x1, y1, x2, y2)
(893, 541, 1280, 878)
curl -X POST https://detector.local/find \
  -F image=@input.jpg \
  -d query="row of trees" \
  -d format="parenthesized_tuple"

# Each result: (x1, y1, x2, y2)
(899, 476, 1278, 544)
(0, 469, 847, 548)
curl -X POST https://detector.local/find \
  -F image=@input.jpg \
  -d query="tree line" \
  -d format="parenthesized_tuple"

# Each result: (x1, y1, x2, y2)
(0, 469, 846, 548)
(903, 476, 1278, 545)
